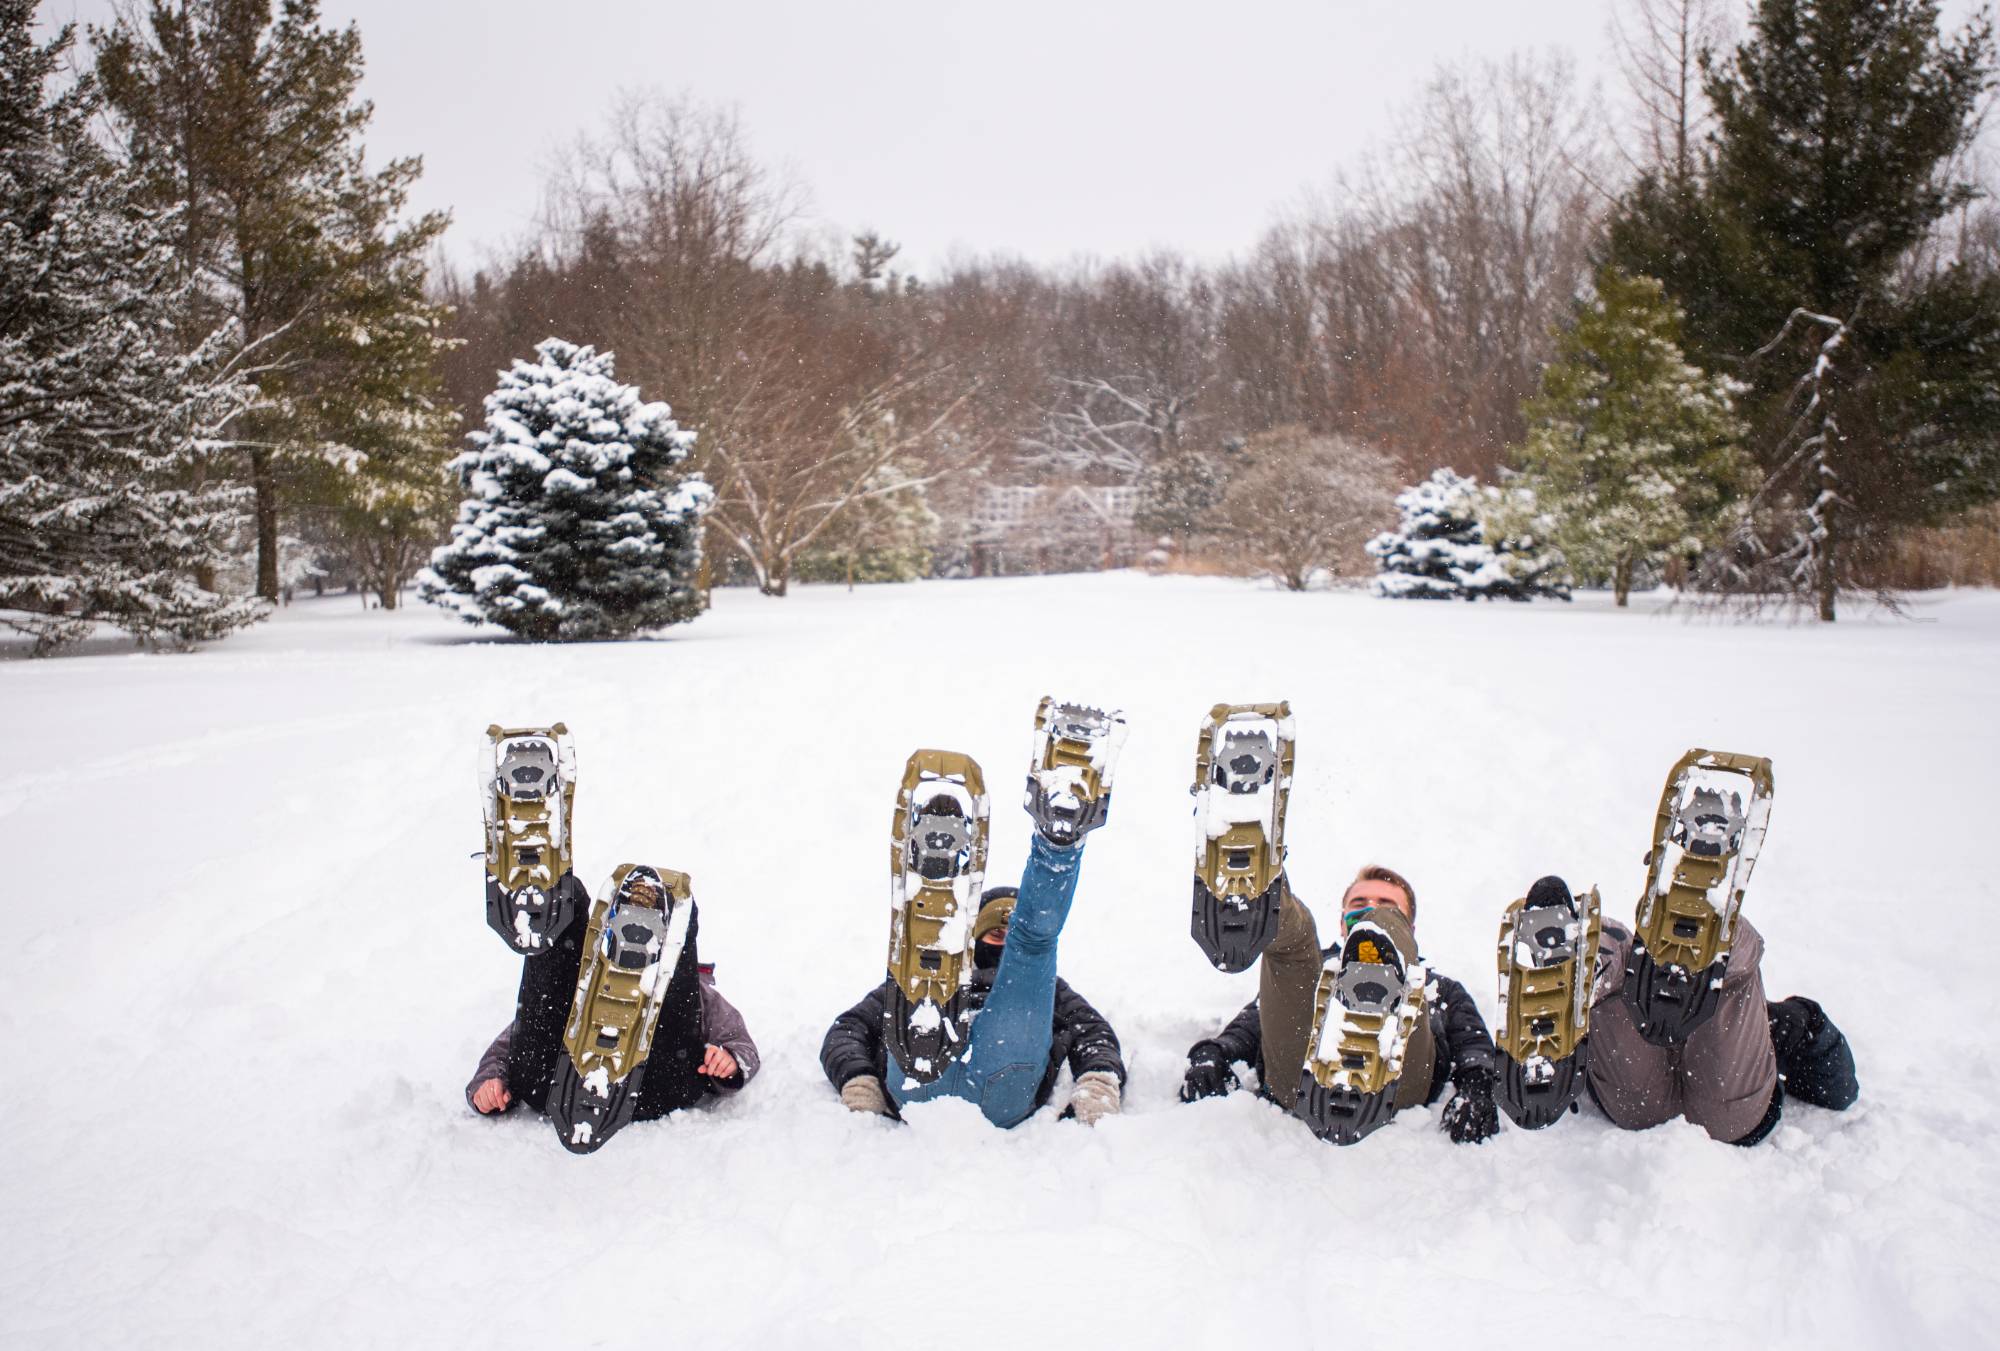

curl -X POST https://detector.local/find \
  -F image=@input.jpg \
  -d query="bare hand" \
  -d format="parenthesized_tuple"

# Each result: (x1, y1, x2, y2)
(472, 1077, 511, 1114)
(698, 1044, 738, 1079)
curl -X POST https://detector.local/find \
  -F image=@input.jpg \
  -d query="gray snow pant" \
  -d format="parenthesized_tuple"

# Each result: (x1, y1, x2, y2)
(1586, 915, 1778, 1143)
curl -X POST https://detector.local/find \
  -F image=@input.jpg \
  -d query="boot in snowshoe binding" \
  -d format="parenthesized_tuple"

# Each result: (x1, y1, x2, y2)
(1293, 918, 1428, 1145)
(1626, 749, 1773, 1046)
(1495, 877, 1602, 1129)
(1189, 703, 1295, 972)
(884, 751, 989, 1085)
(1024, 697, 1127, 845)
(481, 723, 585, 953)
(548, 864, 695, 1154)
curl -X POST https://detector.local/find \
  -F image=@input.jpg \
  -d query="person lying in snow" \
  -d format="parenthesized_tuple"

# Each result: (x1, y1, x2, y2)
(1179, 863, 1504, 1144)
(822, 886, 1126, 1127)
(1517, 874, 1857, 1145)
(466, 879, 759, 1122)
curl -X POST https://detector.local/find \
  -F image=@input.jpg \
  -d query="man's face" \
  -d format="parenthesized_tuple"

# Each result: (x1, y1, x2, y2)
(980, 924, 1008, 948)
(1341, 879, 1412, 928)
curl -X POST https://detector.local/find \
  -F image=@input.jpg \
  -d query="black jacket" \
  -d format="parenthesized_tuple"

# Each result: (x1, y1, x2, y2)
(1202, 953, 1496, 1105)
(821, 974, 1126, 1112)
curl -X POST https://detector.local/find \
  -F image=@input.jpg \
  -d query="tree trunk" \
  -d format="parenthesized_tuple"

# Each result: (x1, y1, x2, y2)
(249, 447, 280, 601)
(1614, 556, 1633, 607)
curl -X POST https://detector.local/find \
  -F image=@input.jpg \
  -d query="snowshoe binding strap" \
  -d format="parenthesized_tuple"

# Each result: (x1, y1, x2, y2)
(1188, 702, 1295, 972)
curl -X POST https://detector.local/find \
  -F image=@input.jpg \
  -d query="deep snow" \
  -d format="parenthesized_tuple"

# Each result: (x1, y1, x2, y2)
(3, 574, 1996, 1350)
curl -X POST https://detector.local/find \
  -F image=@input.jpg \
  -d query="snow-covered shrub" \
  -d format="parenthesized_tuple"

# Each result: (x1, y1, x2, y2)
(1368, 468, 1568, 601)
(419, 339, 713, 640)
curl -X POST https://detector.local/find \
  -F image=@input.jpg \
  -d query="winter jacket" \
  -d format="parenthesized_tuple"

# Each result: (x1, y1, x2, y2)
(820, 974, 1125, 1113)
(466, 964, 760, 1109)
(1203, 951, 1495, 1105)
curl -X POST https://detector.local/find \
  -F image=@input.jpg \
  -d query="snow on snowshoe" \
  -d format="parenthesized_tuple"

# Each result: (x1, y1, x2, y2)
(1189, 702, 1295, 972)
(481, 723, 585, 953)
(1293, 918, 1428, 1145)
(883, 750, 990, 1085)
(548, 864, 695, 1154)
(1023, 697, 1127, 845)
(1495, 877, 1602, 1129)
(1625, 749, 1774, 1046)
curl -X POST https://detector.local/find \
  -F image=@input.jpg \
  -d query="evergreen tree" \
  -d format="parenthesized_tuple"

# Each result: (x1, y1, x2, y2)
(1134, 441, 1233, 546)
(419, 340, 712, 640)
(1511, 268, 1752, 605)
(1607, 0, 1998, 617)
(0, 7, 260, 654)
(1368, 469, 1568, 601)
(94, 0, 454, 603)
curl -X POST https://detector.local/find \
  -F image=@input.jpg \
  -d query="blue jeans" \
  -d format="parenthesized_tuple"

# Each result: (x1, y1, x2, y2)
(886, 834, 1086, 1127)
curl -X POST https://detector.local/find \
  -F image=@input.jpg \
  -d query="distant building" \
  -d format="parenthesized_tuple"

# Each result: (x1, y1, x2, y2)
(966, 482, 1141, 575)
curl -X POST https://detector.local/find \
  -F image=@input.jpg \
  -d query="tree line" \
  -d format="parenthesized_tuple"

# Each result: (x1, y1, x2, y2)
(4, 0, 1996, 653)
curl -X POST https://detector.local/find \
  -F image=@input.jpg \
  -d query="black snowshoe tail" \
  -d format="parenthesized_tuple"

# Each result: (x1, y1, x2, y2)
(1623, 947, 1726, 1047)
(485, 870, 587, 958)
(1188, 703, 1295, 970)
(1292, 1073, 1399, 1146)
(882, 985, 974, 1086)
(547, 1054, 644, 1154)
(481, 723, 580, 952)
(1498, 1037, 1592, 1130)
(1191, 875, 1285, 973)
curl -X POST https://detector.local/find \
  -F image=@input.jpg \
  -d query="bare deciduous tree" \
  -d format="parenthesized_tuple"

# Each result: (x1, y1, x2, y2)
(1214, 426, 1401, 590)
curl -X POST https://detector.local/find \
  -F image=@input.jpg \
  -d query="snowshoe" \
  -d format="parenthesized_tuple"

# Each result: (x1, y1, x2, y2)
(883, 750, 990, 1085)
(1495, 877, 1602, 1129)
(548, 864, 695, 1154)
(481, 723, 584, 953)
(1188, 702, 1295, 972)
(1023, 697, 1127, 845)
(1293, 918, 1428, 1145)
(1625, 749, 1773, 1046)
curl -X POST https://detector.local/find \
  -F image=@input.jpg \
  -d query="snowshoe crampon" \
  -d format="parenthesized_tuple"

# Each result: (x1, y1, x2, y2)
(1024, 697, 1127, 845)
(481, 723, 582, 953)
(1495, 880, 1602, 1129)
(1189, 702, 1294, 972)
(549, 864, 695, 1154)
(884, 751, 989, 1085)
(1626, 749, 1773, 1046)
(1293, 919, 1427, 1145)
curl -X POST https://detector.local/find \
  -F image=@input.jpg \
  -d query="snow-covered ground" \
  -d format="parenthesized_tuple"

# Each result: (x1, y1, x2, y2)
(5, 574, 1996, 1350)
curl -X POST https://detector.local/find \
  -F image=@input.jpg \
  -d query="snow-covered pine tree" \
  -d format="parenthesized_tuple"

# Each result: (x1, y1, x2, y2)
(1475, 480, 1572, 601)
(1367, 468, 1567, 601)
(1367, 469, 1491, 599)
(1511, 268, 1750, 604)
(0, 8, 260, 654)
(792, 461, 940, 586)
(418, 340, 713, 640)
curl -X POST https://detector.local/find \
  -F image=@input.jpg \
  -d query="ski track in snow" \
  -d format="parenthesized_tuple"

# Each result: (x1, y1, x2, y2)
(3, 574, 1996, 1351)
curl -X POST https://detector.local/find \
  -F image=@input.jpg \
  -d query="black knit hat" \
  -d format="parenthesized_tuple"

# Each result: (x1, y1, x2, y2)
(1526, 875, 1573, 908)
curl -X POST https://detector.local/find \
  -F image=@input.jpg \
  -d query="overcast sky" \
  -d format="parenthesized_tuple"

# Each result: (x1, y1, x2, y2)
(35, 0, 1995, 276)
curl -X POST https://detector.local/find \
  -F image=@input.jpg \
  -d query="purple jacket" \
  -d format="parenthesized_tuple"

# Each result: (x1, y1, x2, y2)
(466, 966, 760, 1108)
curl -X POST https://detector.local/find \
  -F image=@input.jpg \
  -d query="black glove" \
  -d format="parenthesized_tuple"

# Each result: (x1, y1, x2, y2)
(1180, 1041, 1239, 1103)
(1441, 1063, 1500, 1144)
